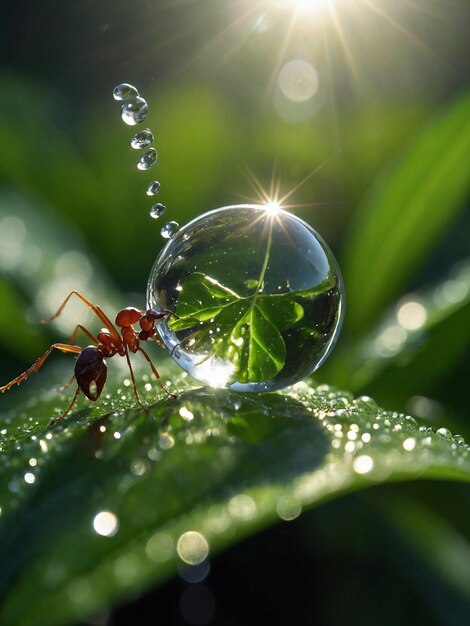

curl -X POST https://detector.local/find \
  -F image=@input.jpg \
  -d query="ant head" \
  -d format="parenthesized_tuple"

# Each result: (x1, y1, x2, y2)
(145, 309, 171, 321)
(75, 346, 107, 401)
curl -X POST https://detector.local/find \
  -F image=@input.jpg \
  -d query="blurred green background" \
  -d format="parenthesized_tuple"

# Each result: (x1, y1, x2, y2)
(0, 0, 469, 624)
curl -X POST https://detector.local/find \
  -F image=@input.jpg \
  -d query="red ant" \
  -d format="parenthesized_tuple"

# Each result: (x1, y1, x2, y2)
(0, 291, 177, 426)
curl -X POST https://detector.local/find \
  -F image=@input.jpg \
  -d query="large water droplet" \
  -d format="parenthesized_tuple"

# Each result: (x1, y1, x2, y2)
(121, 97, 148, 126)
(137, 148, 157, 171)
(113, 83, 139, 101)
(131, 129, 154, 149)
(160, 221, 180, 239)
(146, 181, 161, 196)
(147, 204, 344, 391)
(150, 203, 166, 219)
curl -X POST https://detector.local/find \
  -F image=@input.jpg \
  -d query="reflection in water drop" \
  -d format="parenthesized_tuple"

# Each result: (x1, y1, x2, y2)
(148, 205, 344, 391)
(177, 531, 209, 565)
(137, 148, 157, 170)
(113, 83, 139, 101)
(150, 203, 166, 219)
(93, 511, 119, 537)
(130, 128, 154, 149)
(121, 97, 148, 125)
(146, 180, 161, 196)
(160, 221, 180, 239)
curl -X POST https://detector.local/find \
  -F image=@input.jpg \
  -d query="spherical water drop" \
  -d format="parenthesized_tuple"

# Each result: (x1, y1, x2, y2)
(147, 204, 344, 391)
(146, 181, 161, 196)
(131, 129, 154, 149)
(160, 221, 180, 239)
(150, 203, 166, 219)
(113, 83, 139, 101)
(137, 148, 157, 171)
(121, 97, 148, 126)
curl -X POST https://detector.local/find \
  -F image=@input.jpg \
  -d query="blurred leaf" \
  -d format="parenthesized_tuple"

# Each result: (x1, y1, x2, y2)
(343, 91, 470, 331)
(327, 260, 470, 419)
(385, 497, 470, 601)
(0, 191, 120, 363)
(0, 362, 468, 626)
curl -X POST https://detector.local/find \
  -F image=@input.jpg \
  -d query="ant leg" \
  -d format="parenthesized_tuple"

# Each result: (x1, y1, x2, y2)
(0, 343, 81, 393)
(41, 291, 121, 344)
(48, 387, 81, 427)
(124, 348, 148, 413)
(138, 347, 177, 400)
(69, 324, 98, 345)
(57, 374, 76, 393)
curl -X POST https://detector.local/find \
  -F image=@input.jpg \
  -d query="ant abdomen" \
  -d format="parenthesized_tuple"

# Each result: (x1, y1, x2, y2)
(75, 346, 107, 401)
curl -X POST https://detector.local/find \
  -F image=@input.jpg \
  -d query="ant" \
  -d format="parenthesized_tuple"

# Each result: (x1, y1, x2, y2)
(0, 291, 177, 426)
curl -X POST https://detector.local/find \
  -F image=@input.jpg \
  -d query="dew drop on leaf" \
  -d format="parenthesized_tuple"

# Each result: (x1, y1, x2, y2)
(147, 204, 344, 391)
(121, 97, 148, 125)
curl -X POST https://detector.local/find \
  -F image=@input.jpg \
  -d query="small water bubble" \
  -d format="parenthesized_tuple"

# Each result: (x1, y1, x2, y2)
(453, 435, 466, 445)
(93, 511, 119, 537)
(131, 128, 154, 149)
(177, 531, 209, 565)
(113, 83, 139, 101)
(137, 148, 157, 170)
(121, 97, 148, 126)
(436, 427, 452, 439)
(160, 221, 180, 239)
(146, 180, 161, 196)
(150, 203, 166, 219)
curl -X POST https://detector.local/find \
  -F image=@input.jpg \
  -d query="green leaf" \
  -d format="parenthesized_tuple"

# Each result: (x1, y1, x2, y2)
(343, 92, 470, 331)
(170, 272, 311, 383)
(328, 259, 470, 412)
(0, 361, 468, 626)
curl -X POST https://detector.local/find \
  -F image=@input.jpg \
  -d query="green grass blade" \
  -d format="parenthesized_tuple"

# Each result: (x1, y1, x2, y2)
(343, 92, 470, 331)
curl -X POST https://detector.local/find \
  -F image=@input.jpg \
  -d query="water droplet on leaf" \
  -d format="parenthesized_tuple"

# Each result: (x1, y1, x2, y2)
(150, 203, 166, 219)
(146, 181, 161, 196)
(121, 97, 148, 125)
(130, 128, 154, 149)
(147, 204, 344, 391)
(137, 148, 157, 170)
(113, 83, 139, 101)
(160, 221, 180, 239)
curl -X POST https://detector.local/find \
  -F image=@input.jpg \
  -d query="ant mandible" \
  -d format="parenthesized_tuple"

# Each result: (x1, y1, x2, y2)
(0, 291, 177, 426)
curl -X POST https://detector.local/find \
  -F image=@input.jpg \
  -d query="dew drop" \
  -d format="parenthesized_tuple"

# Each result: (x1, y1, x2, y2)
(121, 97, 148, 126)
(147, 204, 344, 391)
(150, 203, 166, 219)
(137, 148, 157, 170)
(146, 180, 161, 196)
(113, 83, 139, 101)
(160, 221, 180, 239)
(131, 129, 154, 149)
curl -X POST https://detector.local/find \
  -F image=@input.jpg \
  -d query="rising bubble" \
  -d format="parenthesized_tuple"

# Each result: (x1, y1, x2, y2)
(113, 83, 139, 101)
(131, 129, 154, 149)
(121, 97, 148, 126)
(150, 203, 166, 219)
(160, 221, 180, 239)
(146, 180, 161, 196)
(137, 148, 157, 171)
